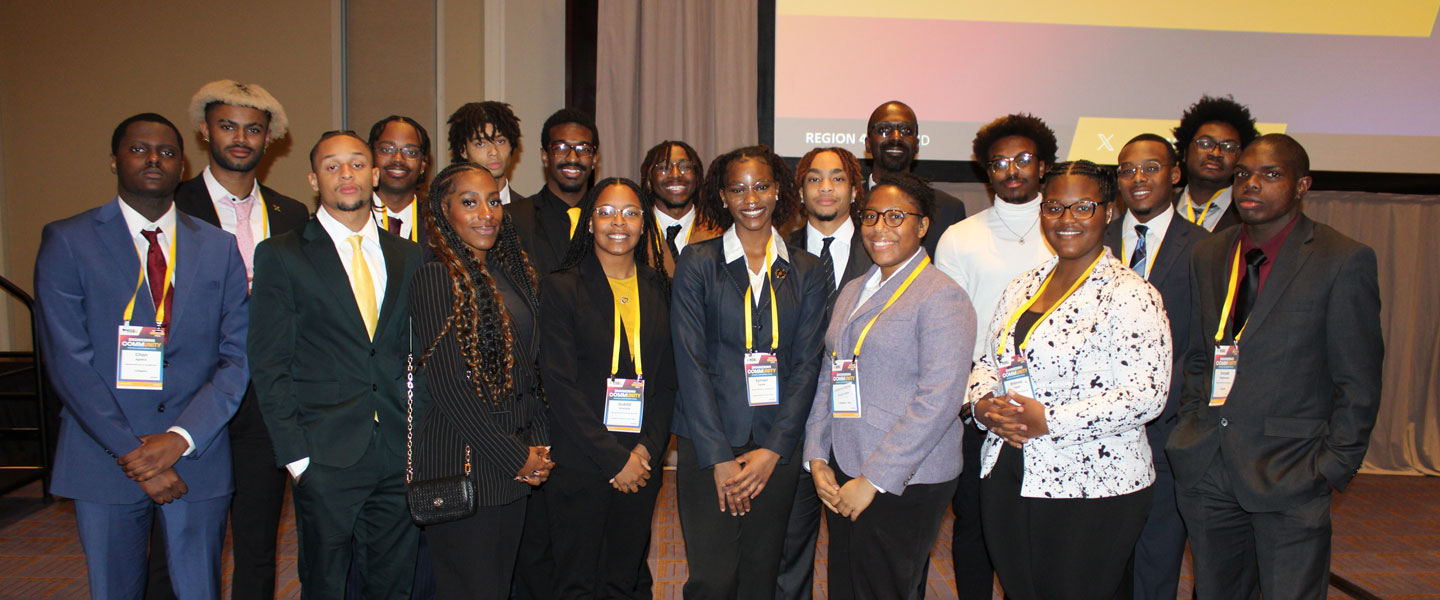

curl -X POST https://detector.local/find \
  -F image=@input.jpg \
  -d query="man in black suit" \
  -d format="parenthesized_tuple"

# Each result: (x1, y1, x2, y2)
(368, 115, 434, 261)
(1167, 134, 1383, 600)
(511, 108, 599, 278)
(146, 79, 310, 600)
(250, 131, 423, 598)
(863, 100, 965, 258)
(1104, 134, 1206, 600)
(1172, 96, 1259, 233)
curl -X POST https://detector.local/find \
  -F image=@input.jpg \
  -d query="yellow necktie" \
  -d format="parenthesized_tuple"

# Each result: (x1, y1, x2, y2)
(348, 235, 378, 339)
(567, 206, 582, 240)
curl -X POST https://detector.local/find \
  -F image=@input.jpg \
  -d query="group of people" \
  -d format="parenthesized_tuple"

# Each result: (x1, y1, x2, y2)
(33, 78, 1383, 600)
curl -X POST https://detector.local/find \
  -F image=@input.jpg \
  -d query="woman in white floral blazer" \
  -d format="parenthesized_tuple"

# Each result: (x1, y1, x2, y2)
(966, 161, 1171, 600)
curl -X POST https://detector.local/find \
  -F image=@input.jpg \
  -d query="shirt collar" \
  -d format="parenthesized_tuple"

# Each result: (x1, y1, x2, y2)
(117, 197, 178, 239)
(500, 182, 513, 205)
(1123, 202, 1175, 238)
(317, 204, 381, 247)
(371, 192, 418, 220)
(1239, 212, 1301, 259)
(201, 165, 260, 203)
(653, 205, 697, 230)
(722, 225, 788, 265)
(862, 246, 922, 290)
(805, 217, 854, 250)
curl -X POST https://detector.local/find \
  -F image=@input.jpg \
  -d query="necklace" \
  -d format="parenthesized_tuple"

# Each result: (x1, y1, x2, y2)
(994, 209, 1040, 245)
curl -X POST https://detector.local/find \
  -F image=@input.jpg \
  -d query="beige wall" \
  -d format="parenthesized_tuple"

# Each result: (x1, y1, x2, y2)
(473, 0, 568, 197)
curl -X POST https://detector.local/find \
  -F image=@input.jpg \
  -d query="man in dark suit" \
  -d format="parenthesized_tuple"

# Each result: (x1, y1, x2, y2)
(250, 131, 423, 598)
(863, 100, 965, 259)
(777, 146, 872, 600)
(1167, 135, 1383, 599)
(641, 140, 723, 276)
(1104, 134, 1206, 600)
(1172, 95, 1260, 233)
(369, 115, 435, 262)
(35, 113, 249, 598)
(140, 80, 310, 600)
(511, 108, 600, 278)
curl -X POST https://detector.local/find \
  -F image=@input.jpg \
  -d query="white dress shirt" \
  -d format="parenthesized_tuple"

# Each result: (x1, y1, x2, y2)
(1178, 185, 1233, 232)
(202, 166, 266, 241)
(370, 193, 419, 242)
(933, 194, 1055, 361)
(115, 198, 195, 455)
(722, 225, 788, 306)
(500, 181, 515, 206)
(1121, 204, 1175, 281)
(804, 217, 854, 291)
(654, 205, 699, 255)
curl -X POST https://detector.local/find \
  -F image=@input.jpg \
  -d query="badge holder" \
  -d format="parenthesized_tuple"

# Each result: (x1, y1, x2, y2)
(999, 354, 1035, 404)
(745, 352, 780, 406)
(830, 358, 860, 418)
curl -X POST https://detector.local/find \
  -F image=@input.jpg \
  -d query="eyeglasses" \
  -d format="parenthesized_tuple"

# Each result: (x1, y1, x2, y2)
(1193, 137, 1241, 154)
(1116, 161, 1169, 179)
(651, 160, 696, 175)
(859, 208, 925, 227)
(871, 122, 916, 138)
(594, 205, 644, 220)
(1039, 200, 1111, 220)
(375, 145, 424, 160)
(547, 141, 597, 157)
(987, 152, 1035, 173)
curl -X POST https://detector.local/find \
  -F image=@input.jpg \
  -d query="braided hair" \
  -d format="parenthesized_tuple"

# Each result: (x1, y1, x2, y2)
(558, 178, 671, 301)
(639, 140, 704, 208)
(422, 162, 541, 405)
(695, 145, 799, 232)
(1044, 160, 1118, 205)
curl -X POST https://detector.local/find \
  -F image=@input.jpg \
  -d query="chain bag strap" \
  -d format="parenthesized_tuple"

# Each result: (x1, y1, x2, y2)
(405, 317, 477, 526)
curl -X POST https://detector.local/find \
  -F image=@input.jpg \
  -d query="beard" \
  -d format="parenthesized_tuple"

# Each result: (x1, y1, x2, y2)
(874, 141, 913, 172)
(210, 144, 262, 173)
(334, 196, 370, 212)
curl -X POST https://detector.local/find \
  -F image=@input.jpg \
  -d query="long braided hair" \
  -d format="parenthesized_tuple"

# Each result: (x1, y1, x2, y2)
(421, 162, 541, 405)
(558, 177, 670, 301)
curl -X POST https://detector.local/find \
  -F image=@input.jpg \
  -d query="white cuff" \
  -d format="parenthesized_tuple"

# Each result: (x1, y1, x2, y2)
(804, 458, 826, 473)
(286, 457, 310, 481)
(868, 479, 886, 494)
(165, 427, 196, 456)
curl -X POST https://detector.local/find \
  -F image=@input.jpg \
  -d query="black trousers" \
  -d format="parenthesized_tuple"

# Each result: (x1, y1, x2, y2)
(545, 463, 662, 599)
(948, 421, 993, 600)
(826, 465, 956, 600)
(512, 486, 555, 600)
(1115, 454, 1188, 600)
(775, 467, 822, 600)
(292, 427, 419, 600)
(981, 445, 1153, 600)
(1176, 454, 1331, 600)
(425, 496, 527, 600)
(675, 437, 802, 600)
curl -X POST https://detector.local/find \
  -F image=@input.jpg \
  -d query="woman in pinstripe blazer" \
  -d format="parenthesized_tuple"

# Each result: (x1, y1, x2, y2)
(409, 163, 551, 599)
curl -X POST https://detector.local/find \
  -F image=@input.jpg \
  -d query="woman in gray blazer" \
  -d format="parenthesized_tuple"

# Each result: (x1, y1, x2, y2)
(967, 161, 1171, 600)
(804, 173, 976, 600)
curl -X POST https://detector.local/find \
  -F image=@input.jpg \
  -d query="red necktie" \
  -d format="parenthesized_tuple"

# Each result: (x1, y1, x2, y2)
(140, 228, 172, 327)
(387, 216, 402, 236)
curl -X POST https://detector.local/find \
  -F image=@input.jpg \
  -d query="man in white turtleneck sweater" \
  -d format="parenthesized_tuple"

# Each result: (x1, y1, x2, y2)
(932, 113, 1058, 600)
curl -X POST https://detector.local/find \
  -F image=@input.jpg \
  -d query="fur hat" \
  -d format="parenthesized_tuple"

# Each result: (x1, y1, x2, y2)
(188, 80, 289, 142)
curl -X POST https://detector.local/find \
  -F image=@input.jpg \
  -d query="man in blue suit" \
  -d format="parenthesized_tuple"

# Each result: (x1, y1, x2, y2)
(34, 113, 249, 599)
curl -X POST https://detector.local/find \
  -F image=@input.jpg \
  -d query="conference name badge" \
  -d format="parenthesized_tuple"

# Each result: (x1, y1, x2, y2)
(116, 325, 165, 390)
(998, 355, 1034, 404)
(603, 377, 645, 433)
(1209, 345, 1239, 406)
(830, 358, 860, 418)
(745, 352, 780, 406)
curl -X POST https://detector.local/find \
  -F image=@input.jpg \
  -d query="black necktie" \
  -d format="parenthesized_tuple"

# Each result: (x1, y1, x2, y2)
(665, 224, 683, 260)
(819, 236, 836, 295)
(1233, 248, 1267, 338)
(1130, 224, 1149, 275)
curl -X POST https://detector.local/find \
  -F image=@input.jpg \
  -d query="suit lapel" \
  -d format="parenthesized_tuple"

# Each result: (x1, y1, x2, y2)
(1238, 216, 1315, 338)
(1149, 217, 1194, 290)
(94, 202, 146, 317)
(843, 226, 872, 285)
(168, 213, 205, 329)
(1103, 219, 1124, 265)
(373, 232, 408, 337)
(176, 179, 222, 227)
(1210, 228, 1242, 317)
(300, 219, 370, 337)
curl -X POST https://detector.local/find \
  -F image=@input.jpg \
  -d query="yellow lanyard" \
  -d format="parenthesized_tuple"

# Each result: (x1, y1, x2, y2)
(610, 290, 643, 378)
(1184, 188, 1225, 226)
(256, 189, 270, 239)
(743, 239, 780, 352)
(839, 256, 929, 360)
(1213, 242, 1248, 344)
(998, 254, 1101, 361)
(373, 197, 418, 242)
(123, 228, 178, 327)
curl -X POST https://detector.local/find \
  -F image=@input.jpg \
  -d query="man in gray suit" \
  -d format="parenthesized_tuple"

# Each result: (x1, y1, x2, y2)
(1166, 134, 1383, 600)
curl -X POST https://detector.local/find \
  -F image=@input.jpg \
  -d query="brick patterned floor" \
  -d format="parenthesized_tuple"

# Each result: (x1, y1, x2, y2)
(0, 473, 1433, 598)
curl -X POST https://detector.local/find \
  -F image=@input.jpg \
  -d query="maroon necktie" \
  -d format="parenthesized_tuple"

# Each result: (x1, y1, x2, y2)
(387, 216, 402, 236)
(140, 228, 172, 327)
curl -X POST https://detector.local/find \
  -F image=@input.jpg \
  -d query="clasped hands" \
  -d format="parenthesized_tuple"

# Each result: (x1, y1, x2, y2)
(973, 391, 1049, 448)
(809, 460, 876, 521)
(712, 448, 780, 517)
(610, 444, 653, 493)
(516, 446, 554, 486)
(117, 432, 189, 504)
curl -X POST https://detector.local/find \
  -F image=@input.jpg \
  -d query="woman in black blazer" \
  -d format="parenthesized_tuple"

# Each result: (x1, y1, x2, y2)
(670, 145, 829, 599)
(409, 162, 552, 599)
(541, 177, 677, 598)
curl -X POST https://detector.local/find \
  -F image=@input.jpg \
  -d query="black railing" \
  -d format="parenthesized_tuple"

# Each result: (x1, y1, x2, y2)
(0, 274, 51, 500)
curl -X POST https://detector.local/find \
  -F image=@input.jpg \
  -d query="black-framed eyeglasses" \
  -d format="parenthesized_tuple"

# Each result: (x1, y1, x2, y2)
(1116, 161, 1168, 179)
(859, 208, 925, 227)
(1039, 200, 1111, 220)
(547, 141, 597, 157)
(651, 160, 696, 175)
(1193, 137, 1241, 154)
(988, 152, 1035, 173)
(870, 122, 917, 138)
(375, 145, 424, 160)
(593, 205, 644, 220)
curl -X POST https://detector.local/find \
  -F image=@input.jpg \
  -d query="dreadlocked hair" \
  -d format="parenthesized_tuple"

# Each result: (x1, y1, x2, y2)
(421, 162, 541, 406)
(558, 178, 671, 302)
(1044, 160, 1118, 205)
(639, 140, 704, 208)
(696, 145, 799, 232)
(794, 146, 868, 225)
(446, 101, 523, 164)
(1172, 95, 1259, 159)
